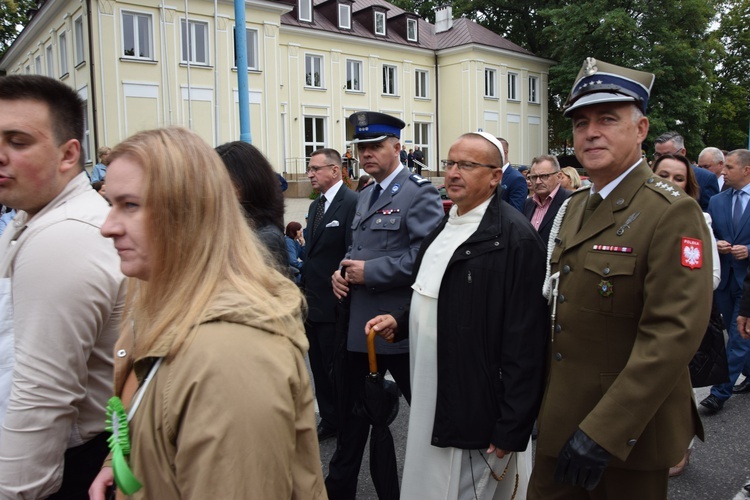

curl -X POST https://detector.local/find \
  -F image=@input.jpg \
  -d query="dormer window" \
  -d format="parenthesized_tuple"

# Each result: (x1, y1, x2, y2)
(374, 11, 386, 36)
(338, 3, 351, 29)
(299, 0, 312, 23)
(407, 18, 417, 42)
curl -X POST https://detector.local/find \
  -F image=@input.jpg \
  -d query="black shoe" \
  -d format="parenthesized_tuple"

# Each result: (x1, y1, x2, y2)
(700, 394, 725, 412)
(317, 423, 337, 441)
(732, 379, 750, 394)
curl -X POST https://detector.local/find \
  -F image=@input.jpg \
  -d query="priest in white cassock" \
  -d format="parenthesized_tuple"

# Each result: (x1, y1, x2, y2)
(365, 132, 548, 499)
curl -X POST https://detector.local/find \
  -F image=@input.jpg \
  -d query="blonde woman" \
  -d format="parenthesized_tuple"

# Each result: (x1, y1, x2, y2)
(560, 166, 582, 190)
(88, 128, 325, 499)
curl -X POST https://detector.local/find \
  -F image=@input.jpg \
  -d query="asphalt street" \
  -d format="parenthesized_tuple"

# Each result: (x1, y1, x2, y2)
(284, 195, 750, 500)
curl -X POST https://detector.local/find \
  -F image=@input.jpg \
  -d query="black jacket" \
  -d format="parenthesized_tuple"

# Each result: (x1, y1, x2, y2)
(396, 191, 548, 451)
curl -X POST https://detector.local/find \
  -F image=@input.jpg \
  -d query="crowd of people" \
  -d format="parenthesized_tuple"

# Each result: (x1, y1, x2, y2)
(0, 56, 747, 500)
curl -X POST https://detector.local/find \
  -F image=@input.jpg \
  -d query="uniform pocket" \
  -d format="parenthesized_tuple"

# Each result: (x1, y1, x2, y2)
(581, 251, 637, 316)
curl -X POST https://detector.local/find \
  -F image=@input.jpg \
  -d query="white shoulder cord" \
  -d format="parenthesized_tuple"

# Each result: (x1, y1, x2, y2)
(127, 358, 163, 422)
(542, 197, 571, 302)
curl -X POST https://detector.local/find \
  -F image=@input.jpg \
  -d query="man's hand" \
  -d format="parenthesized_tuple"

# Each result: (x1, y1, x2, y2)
(331, 269, 349, 300)
(365, 314, 397, 342)
(717, 240, 732, 254)
(554, 429, 611, 490)
(486, 443, 509, 459)
(739, 315, 750, 340)
(731, 245, 749, 260)
(340, 259, 366, 285)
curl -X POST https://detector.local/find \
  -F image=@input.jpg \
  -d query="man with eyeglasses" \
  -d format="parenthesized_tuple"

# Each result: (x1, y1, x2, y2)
(327, 111, 443, 499)
(524, 155, 572, 247)
(302, 148, 358, 443)
(654, 131, 718, 210)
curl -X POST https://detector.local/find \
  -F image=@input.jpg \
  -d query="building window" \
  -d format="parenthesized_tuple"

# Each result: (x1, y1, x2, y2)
(407, 18, 418, 42)
(346, 59, 362, 91)
(233, 28, 259, 70)
(305, 54, 323, 88)
(59, 32, 68, 75)
(304, 117, 326, 159)
(74, 16, 85, 65)
(35, 55, 42, 74)
(46, 45, 54, 76)
(78, 87, 91, 163)
(181, 19, 209, 65)
(414, 122, 430, 169)
(374, 11, 386, 36)
(485, 68, 497, 98)
(298, 0, 312, 22)
(25, 65, 31, 74)
(528, 75, 539, 103)
(122, 12, 153, 60)
(508, 72, 519, 101)
(415, 69, 428, 98)
(382, 64, 397, 95)
(338, 4, 351, 29)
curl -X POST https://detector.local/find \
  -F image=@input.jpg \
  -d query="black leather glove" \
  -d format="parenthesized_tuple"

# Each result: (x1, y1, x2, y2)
(554, 428, 611, 490)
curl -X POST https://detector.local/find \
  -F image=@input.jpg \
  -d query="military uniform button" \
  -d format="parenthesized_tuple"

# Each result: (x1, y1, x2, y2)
(554, 353, 563, 361)
(117, 349, 127, 358)
(357, 245, 363, 250)
(603, 267, 610, 275)
(558, 295, 565, 303)
(616, 198, 624, 205)
(627, 439, 637, 446)
(647, 178, 655, 184)
(554, 324, 561, 333)
(562, 265, 571, 274)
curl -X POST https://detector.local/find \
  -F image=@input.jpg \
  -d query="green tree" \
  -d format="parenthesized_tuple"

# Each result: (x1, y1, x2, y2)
(704, 0, 750, 151)
(0, 0, 35, 59)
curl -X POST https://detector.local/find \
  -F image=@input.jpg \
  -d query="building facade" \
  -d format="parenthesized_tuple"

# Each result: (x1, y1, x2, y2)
(0, 0, 553, 181)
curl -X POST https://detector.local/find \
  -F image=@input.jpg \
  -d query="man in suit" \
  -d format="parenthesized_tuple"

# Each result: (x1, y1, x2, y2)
(302, 148, 358, 441)
(654, 131, 719, 210)
(700, 149, 750, 411)
(498, 137, 528, 212)
(524, 155, 572, 247)
(528, 58, 712, 499)
(698, 147, 727, 191)
(327, 111, 443, 499)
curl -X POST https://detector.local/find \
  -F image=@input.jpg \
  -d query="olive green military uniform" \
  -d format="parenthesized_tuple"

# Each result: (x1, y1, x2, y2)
(530, 162, 713, 498)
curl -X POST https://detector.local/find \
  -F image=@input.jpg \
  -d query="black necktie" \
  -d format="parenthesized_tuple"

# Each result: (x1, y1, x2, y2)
(369, 184, 382, 209)
(313, 194, 326, 236)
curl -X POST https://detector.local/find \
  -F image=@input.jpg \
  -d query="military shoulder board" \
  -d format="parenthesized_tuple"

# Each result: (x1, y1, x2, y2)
(409, 174, 431, 186)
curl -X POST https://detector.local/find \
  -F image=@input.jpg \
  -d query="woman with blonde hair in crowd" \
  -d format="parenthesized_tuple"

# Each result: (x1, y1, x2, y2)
(560, 166, 582, 190)
(89, 127, 326, 500)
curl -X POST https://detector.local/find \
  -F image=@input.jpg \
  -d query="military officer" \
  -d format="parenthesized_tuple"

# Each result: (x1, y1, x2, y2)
(326, 111, 444, 499)
(528, 58, 713, 499)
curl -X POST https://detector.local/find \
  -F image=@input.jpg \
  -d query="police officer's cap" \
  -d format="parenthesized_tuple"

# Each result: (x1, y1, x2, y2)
(563, 57, 655, 117)
(348, 112, 405, 144)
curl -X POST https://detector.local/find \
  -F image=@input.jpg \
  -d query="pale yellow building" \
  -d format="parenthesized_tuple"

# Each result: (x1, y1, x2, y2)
(0, 0, 552, 184)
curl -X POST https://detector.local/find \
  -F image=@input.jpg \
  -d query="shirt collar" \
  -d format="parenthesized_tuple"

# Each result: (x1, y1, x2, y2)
(591, 160, 641, 199)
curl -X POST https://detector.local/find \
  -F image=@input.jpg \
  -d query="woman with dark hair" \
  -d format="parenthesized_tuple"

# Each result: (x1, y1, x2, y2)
(285, 221, 305, 283)
(355, 174, 372, 192)
(214, 141, 288, 271)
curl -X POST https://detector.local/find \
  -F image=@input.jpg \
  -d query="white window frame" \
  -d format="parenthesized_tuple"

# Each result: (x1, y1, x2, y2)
(35, 55, 42, 74)
(346, 59, 363, 92)
(485, 68, 497, 98)
(298, 0, 312, 23)
(121, 11, 153, 60)
(528, 75, 539, 103)
(304, 116, 326, 159)
(415, 69, 428, 98)
(414, 122, 430, 169)
(233, 27, 259, 70)
(374, 11, 386, 36)
(382, 64, 397, 95)
(507, 71, 519, 101)
(74, 16, 85, 65)
(46, 44, 54, 76)
(338, 4, 351, 29)
(305, 54, 324, 88)
(181, 19, 209, 65)
(58, 32, 68, 75)
(407, 18, 418, 42)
